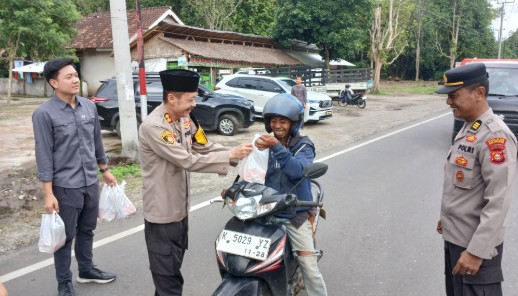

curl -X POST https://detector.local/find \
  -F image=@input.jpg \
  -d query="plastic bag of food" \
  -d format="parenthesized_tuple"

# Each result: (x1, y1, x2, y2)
(98, 181, 136, 221)
(238, 134, 269, 184)
(38, 210, 66, 253)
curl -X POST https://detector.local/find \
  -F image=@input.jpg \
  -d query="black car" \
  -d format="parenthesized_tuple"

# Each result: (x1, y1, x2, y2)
(452, 61, 518, 140)
(91, 78, 255, 137)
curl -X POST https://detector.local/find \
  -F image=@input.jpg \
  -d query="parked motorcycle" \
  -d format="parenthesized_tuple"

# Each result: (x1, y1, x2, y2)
(212, 163, 328, 296)
(338, 91, 367, 108)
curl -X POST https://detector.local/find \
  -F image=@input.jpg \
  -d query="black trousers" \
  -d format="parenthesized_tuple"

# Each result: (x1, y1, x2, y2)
(53, 183, 99, 284)
(444, 241, 503, 296)
(145, 217, 189, 296)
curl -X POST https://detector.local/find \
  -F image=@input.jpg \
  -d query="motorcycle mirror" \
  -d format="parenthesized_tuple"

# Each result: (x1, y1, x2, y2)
(303, 163, 328, 179)
(288, 163, 328, 195)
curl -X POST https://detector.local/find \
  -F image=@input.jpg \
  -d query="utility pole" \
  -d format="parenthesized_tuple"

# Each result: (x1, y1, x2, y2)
(136, 0, 148, 121)
(109, 0, 139, 159)
(497, 0, 515, 59)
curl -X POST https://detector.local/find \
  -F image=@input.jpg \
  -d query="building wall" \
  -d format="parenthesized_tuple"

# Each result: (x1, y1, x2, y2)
(80, 50, 116, 95)
(0, 78, 53, 97)
(78, 34, 183, 95)
(130, 33, 183, 61)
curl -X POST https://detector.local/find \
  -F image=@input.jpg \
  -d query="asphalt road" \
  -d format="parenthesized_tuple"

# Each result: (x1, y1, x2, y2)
(2, 112, 518, 296)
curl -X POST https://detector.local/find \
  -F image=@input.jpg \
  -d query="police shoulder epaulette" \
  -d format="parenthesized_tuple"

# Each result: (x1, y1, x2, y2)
(470, 120, 482, 132)
(485, 117, 503, 133)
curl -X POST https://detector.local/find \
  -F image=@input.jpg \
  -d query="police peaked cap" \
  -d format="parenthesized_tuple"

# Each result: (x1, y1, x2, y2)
(159, 69, 200, 92)
(435, 63, 488, 94)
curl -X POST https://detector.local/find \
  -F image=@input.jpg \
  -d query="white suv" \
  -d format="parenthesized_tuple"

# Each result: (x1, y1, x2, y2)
(215, 74, 333, 122)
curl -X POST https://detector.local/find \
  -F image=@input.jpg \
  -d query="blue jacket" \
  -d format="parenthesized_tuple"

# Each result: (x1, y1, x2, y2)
(264, 134, 315, 219)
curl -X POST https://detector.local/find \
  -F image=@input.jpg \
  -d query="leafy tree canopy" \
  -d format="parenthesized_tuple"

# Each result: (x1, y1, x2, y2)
(502, 30, 518, 58)
(0, 0, 80, 61)
(272, 0, 373, 65)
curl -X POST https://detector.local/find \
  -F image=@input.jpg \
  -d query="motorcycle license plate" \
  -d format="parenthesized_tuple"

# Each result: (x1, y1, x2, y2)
(216, 230, 271, 261)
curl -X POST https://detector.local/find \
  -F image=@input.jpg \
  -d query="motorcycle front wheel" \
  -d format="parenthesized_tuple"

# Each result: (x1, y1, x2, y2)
(357, 99, 366, 109)
(338, 99, 348, 107)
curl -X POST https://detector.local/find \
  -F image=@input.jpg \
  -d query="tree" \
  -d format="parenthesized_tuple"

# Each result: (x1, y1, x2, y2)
(75, 0, 109, 14)
(412, 0, 427, 81)
(432, 0, 494, 68)
(188, 0, 244, 30)
(230, 0, 276, 36)
(503, 30, 518, 58)
(386, 0, 496, 81)
(0, 0, 81, 104)
(273, 0, 373, 69)
(369, 0, 414, 92)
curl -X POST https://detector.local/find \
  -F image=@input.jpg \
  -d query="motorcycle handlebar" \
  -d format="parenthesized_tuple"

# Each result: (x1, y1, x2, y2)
(296, 201, 323, 207)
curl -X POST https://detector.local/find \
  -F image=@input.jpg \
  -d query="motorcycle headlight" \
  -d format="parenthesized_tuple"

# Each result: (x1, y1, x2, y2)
(227, 196, 277, 220)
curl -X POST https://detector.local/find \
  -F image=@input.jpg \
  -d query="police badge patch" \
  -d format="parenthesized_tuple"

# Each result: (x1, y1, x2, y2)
(456, 170, 464, 182)
(486, 137, 506, 164)
(466, 134, 477, 142)
(160, 130, 176, 144)
(455, 156, 468, 167)
(490, 151, 506, 164)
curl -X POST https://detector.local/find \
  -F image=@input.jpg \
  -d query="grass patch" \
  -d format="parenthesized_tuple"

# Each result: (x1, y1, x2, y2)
(100, 163, 141, 181)
(376, 81, 439, 96)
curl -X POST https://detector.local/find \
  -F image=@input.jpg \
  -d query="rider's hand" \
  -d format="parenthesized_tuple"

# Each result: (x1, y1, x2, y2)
(256, 135, 278, 150)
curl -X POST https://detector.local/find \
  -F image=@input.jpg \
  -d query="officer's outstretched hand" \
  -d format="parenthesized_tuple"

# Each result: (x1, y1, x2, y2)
(229, 143, 253, 160)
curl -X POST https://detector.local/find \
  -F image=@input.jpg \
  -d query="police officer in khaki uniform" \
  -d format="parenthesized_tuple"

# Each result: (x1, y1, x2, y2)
(139, 69, 253, 296)
(435, 63, 517, 296)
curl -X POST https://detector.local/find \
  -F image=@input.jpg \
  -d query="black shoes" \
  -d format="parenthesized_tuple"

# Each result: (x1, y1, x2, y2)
(76, 266, 117, 284)
(58, 281, 75, 296)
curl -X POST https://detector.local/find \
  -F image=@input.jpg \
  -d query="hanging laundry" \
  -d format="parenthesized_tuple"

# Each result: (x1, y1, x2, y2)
(14, 60, 24, 79)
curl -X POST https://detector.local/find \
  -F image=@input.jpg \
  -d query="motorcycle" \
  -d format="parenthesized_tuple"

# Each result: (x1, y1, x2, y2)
(212, 163, 328, 296)
(338, 90, 367, 108)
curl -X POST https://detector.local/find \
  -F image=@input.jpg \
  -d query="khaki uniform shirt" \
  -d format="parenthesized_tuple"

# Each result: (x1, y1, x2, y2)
(441, 108, 517, 259)
(139, 104, 231, 224)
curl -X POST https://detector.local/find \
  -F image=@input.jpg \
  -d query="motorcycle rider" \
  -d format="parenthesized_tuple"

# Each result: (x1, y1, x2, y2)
(340, 84, 354, 102)
(255, 93, 328, 296)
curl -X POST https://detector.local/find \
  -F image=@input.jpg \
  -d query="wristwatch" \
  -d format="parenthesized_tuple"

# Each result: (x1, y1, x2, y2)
(99, 167, 110, 174)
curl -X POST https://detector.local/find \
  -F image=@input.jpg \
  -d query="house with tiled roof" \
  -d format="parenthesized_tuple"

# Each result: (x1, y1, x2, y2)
(70, 6, 324, 94)
(70, 6, 183, 94)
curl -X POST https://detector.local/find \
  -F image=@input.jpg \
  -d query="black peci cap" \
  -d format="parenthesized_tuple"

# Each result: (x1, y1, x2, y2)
(435, 63, 489, 94)
(159, 69, 200, 92)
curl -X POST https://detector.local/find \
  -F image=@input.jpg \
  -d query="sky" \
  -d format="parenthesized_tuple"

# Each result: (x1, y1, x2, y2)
(491, 0, 518, 40)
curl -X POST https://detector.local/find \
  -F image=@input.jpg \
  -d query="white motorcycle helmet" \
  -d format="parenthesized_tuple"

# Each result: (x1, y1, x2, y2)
(262, 93, 304, 137)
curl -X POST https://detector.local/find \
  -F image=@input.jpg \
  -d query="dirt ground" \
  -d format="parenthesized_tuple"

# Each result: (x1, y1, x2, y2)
(0, 90, 450, 255)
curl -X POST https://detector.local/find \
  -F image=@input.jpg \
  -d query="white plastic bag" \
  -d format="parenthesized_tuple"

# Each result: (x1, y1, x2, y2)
(98, 181, 136, 222)
(38, 210, 66, 253)
(239, 134, 269, 184)
(304, 103, 310, 123)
